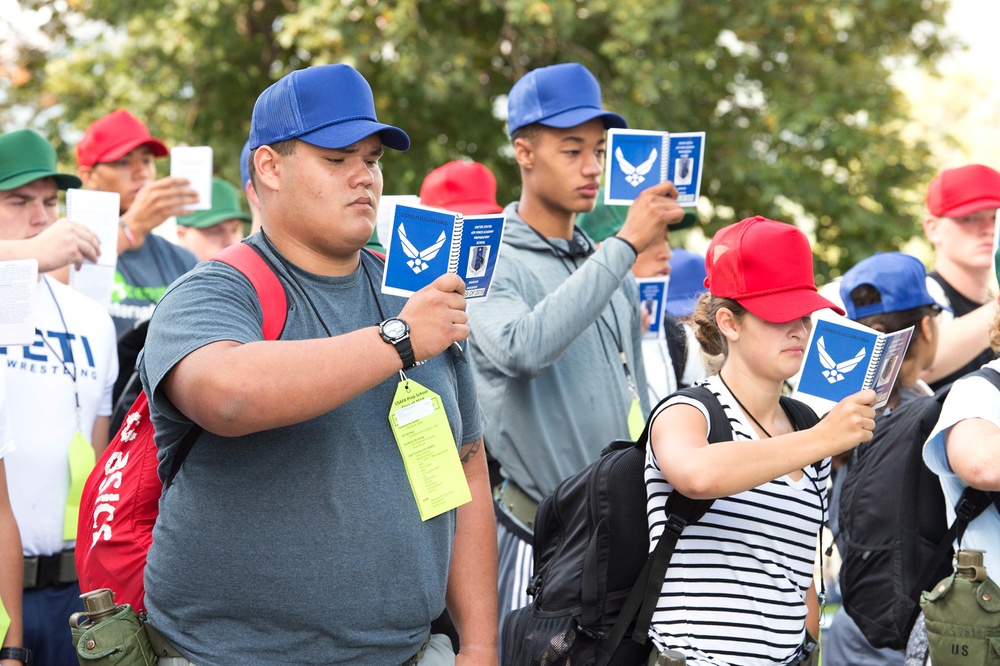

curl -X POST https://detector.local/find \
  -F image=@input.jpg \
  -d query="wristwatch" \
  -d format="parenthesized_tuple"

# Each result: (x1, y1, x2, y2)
(0, 647, 33, 665)
(379, 317, 416, 370)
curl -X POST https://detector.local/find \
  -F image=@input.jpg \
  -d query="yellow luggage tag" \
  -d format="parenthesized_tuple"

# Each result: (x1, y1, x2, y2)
(388, 375, 471, 521)
(64, 428, 96, 540)
(0, 596, 9, 645)
(628, 397, 645, 440)
(624, 357, 645, 439)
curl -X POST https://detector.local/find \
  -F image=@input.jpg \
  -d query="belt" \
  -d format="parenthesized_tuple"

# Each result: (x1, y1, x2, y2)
(23, 549, 77, 589)
(400, 633, 431, 666)
(143, 620, 185, 659)
(494, 480, 539, 532)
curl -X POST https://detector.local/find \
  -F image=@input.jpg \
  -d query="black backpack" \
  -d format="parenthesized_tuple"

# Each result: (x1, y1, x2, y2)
(499, 385, 819, 666)
(838, 367, 1000, 650)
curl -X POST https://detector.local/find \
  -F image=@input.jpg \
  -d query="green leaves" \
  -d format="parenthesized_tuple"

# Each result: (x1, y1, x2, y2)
(1, 0, 950, 279)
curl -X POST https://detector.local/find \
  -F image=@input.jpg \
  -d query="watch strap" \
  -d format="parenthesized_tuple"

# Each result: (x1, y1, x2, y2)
(395, 335, 416, 370)
(0, 647, 32, 665)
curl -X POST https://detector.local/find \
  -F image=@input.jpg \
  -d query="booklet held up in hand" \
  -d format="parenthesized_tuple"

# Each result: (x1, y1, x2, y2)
(604, 128, 705, 207)
(792, 312, 913, 413)
(381, 203, 506, 300)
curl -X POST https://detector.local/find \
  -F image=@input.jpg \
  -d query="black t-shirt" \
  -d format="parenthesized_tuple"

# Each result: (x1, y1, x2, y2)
(928, 271, 998, 391)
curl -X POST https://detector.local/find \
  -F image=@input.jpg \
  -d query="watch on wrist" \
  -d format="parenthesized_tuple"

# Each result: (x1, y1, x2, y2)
(0, 647, 32, 665)
(379, 317, 416, 370)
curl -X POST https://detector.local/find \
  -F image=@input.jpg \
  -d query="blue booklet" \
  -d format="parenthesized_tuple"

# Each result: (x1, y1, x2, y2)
(792, 313, 914, 413)
(604, 129, 705, 207)
(381, 203, 506, 300)
(636, 277, 668, 340)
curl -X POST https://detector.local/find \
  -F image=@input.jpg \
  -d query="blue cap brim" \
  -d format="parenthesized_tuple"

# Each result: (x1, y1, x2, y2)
(297, 120, 410, 152)
(530, 108, 627, 132)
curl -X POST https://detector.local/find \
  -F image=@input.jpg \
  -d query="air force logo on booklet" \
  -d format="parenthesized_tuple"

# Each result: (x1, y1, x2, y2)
(818, 336, 867, 383)
(399, 224, 446, 274)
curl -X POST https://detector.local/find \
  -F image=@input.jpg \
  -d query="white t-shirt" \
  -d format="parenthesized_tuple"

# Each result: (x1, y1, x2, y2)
(644, 375, 830, 665)
(643, 336, 677, 405)
(0, 378, 13, 459)
(923, 358, 1000, 576)
(3, 277, 117, 557)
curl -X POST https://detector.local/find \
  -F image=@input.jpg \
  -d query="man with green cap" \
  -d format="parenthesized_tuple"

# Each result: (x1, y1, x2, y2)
(0, 133, 101, 272)
(175, 177, 250, 262)
(0, 129, 118, 666)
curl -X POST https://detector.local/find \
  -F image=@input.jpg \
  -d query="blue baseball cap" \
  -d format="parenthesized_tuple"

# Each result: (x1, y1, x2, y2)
(840, 252, 940, 320)
(507, 63, 627, 136)
(665, 248, 708, 318)
(249, 64, 409, 152)
(239, 139, 251, 189)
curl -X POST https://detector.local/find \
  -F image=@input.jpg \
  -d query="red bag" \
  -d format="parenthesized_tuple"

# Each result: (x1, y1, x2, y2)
(76, 242, 287, 611)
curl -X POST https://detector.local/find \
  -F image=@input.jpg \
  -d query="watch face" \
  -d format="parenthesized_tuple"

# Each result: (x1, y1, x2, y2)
(383, 319, 407, 339)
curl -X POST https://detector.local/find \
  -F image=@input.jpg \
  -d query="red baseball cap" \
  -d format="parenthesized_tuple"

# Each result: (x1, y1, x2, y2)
(705, 216, 844, 323)
(419, 160, 503, 216)
(926, 164, 1000, 218)
(76, 110, 169, 168)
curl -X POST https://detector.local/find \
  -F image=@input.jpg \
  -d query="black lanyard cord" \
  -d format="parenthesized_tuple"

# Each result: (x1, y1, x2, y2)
(40, 276, 81, 426)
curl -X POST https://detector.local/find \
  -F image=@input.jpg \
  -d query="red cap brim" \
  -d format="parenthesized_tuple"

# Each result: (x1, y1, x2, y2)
(936, 197, 1000, 218)
(737, 287, 845, 323)
(99, 137, 169, 164)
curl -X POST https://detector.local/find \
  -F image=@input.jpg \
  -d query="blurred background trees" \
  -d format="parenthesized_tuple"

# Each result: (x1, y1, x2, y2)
(0, 0, 965, 278)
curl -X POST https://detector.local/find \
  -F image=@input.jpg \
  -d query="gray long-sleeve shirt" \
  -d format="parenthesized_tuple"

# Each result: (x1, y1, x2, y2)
(468, 203, 648, 500)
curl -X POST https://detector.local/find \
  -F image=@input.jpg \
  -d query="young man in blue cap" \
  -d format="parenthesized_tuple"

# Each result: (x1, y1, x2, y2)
(465, 62, 684, 618)
(824, 251, 942, 666)
(0, 129, 118, 666)
(138, 64, 496, 665)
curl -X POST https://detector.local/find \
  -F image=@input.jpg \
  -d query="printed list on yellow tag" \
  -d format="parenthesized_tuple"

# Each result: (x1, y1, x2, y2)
(388, 379, 471, 521)
(64, 429, 96, 540)
(628, 398, 645, 440)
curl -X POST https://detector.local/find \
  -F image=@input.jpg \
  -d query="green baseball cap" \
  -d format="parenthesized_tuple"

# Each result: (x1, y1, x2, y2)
(0, 129, 82, 191)
(576, 187, 697, 242)
(177, 177, 252, 228)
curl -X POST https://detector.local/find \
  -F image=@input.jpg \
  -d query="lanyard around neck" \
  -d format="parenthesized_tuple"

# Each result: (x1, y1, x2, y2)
(40, 276, 81, 431)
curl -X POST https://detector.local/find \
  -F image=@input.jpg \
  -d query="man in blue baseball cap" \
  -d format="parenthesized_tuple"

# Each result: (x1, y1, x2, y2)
(138, 64, 496, 665)
(824, 254, 943, 665)
(466, 62, 686, 619)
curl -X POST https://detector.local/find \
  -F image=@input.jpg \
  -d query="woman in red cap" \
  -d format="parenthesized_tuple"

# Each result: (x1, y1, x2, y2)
(644, 217, 878, 665)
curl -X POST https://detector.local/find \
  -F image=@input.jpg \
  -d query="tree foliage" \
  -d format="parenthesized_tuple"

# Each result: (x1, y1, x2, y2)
(1, 0, 958, 278)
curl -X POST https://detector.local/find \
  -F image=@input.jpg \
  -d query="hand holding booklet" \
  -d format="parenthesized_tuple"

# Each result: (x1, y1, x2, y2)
(792, 312, 914, 413)
(381, 203, 506, 300)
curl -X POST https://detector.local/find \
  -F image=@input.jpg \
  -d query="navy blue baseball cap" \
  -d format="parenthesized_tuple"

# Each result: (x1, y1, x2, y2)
(840, 252, 941, 320)
(666, 248, 708, 318)
(507, 63, 627, 136)
(239, 139, 251, 189)
(249, 64, 409, 152)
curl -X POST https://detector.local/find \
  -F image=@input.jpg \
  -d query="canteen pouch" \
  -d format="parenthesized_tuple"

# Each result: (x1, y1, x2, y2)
(70, 603, 156, 665)
(922, 573, 1000, 665)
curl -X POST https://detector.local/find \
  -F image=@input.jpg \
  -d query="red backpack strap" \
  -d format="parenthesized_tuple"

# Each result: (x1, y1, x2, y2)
(212, 243, 287, 341)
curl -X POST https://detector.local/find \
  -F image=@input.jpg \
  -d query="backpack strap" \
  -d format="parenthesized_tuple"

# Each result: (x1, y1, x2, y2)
(163, 242, 288, 489)
(907, 366, 1000, 602)
(213, 242, 288, 341)
(779, 396, 822, 474)
(600, 385, 732, 661)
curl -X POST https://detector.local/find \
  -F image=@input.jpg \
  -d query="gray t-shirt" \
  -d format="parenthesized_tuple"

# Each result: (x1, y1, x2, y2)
(139, 237, 484, 665)
(111, 234, 197, 337)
